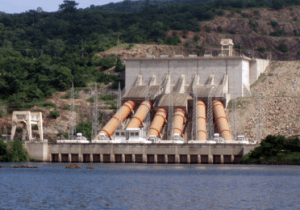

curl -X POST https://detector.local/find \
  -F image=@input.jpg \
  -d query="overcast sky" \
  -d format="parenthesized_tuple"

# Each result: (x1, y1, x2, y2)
(0, 0, 124, 14)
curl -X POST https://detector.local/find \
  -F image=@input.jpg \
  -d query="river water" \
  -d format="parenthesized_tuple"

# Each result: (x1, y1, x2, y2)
(0, 163, 299, 210)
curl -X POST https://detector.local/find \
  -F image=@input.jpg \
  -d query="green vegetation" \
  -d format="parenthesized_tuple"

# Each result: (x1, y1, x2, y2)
(278, 43, 288, 53)
(257, 46, 267, 53)
(76, 121, 92, 140)
(49, 111, 60, 119)
(0, 140, 29, 162)
(241, 135, 300, 165)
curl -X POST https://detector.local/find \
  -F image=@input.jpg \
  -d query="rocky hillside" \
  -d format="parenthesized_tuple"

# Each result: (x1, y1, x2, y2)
(227, 61, 300, 142)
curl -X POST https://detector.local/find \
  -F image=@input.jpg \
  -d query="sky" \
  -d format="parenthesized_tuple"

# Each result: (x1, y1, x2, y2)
(0, 0, 124, 14)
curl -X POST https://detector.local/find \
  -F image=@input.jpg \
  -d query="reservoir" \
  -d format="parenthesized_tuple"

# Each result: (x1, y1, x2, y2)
(1, 164, 299, 209)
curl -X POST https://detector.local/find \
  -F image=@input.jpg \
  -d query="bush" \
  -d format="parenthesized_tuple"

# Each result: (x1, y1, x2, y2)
(0, 110, 5, 118)
(205, 25, 212, 33)
(57, 132, 68, 139)
(87, 97, 94, 103)
(99, 94, 116, 101)
(165, 35, 181, 45)
(217, 26, 223, 32)
(63, 104, 70, 110)
(257, 46, 267, 53)
(0, 140, 29, 162)
(278, 43, 288, 53)
(49, 111, 60, 119)
(271, 21, 278, 28)
(32, 125, 38, 130)
(241, 13, 248, 18)
(297, 50, 300, 55)
(61, 91, 71, 99)
(270, 30, 284, 37)
(229, 30, 236, 34)
(76, 121, 92, 140)
(193, 34, 200, 42)
(40, 102, 55, 108)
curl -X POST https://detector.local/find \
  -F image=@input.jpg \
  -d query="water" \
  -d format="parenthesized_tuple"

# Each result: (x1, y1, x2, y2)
(0, 163, 300, 210)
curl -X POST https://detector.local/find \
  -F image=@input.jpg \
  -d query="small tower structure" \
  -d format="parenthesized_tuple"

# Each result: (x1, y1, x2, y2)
(220, 39, 234, 57)
(11, 111, 43, 141)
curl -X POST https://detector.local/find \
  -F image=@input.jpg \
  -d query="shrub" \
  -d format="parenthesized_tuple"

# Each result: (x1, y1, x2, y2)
(61, 91, 71, 99)
(165, 35, 181, 45)
(254, 10, 259, 16)
(205, 25, 212, 33)
(0, 140, 29, 162)
(217, 10, 224, 16)
(278, 43, 288, 53)
(217, 26, 223, 32)
(241, 13, 248, 18)
(297, 50, 300, 55)
(193, 34, 200, 42)
(99, 94, 116, 101)
(49, 111, 60, 119)
(32, 125, 38, 130)
(229, 30, 236, 34)
(63, 105, 70, 110)
(57, 132, 68, 139)
(270, 30, 284, 37)
(271, 21, 278, 28)
(257, 46, 267, 53)
(0, 110, 5, 118)
(40, 102, 55, 108)
(87, 97, 94, 103)
(76, 121, 92, 140)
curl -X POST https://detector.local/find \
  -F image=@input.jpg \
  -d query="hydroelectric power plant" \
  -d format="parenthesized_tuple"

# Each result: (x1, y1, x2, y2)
(24, 39, 269, 164)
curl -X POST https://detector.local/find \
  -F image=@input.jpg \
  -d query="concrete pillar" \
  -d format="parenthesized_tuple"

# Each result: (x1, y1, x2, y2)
(187, 155, 191, 164)
(58, 154, 62, 163)
(220, 155, 224, 164)
(122, 154, 125, 163)
(132, 154, 136, 163)
(110, 154, 115, 163)
(78, 154, 83, 163)
(175, 155, 180, 164)
(231, 155, 235, 164)
(154, 154, 158, 163)
(208, 155, 213, 164)
(142, 154, 147, 163)
(90, 154, 93, 163)
(68, 154, 72, 163)
(165, 155, 168, 163)
(197, 155, 201, 164)
(100, 154, 104, 163)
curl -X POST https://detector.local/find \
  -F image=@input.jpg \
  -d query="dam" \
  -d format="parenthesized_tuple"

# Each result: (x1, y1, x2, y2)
(24, 39, 268, 163)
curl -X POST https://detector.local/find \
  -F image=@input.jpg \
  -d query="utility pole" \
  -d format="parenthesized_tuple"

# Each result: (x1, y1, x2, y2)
(68, 83, 76, 140)
(91, 82, 99, 141)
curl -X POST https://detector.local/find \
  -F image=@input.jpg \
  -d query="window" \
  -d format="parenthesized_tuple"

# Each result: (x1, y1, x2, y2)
(130, 132, 134, 136)
(135, 132, 139, 136)
(121, 132, 125, 136)
(116, 132, 120, 136)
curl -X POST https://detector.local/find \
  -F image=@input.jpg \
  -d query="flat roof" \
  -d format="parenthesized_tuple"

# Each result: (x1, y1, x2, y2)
(125, 56, 252, 62)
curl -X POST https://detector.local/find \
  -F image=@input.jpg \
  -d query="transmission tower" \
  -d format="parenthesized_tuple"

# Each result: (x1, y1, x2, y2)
(207, 87, 214, 140)
(91, 83, 99, 140)
(256, 92, 263, 143)
(191, 85, 198, 140)
(167, 84, 174, 140)
(144, 84, 151, 135)
(117, 82, 122, 129)
(68, 83, 76, 140)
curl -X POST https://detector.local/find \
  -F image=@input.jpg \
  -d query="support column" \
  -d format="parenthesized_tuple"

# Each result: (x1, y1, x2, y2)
(122, 154, 125, 163)
(197, 155, 201, 164)
(187, 155, 191, 164)
(231, 155, 235, 164)
(175, 155, 180, 164)
(132, 154, 136, 163)
(78, 154, 83, 163)
(220, 155, 224, 164)
(58, 154, 62, 163)
(110, 154, 115, 163)
(208, 155, 213, 164)
(68, 154, 72, 163)
(90, 154, 93, 163)
(142, 154, 147, 163)
(165, 155, 168, 163)
(154, 154, 158, 163)
(100, 154, 104, 163)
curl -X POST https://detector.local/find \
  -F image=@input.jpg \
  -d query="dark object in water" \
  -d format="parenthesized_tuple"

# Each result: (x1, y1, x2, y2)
(0, 165, 4, 168)
(86, 166, 95, 169)
(13, 165, 38, 168)
(65, 163, 82, 169)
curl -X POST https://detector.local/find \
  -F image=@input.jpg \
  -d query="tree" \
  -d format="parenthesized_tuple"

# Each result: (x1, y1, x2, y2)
(272, 0, 284, 10)
(59, 0, 78, 12)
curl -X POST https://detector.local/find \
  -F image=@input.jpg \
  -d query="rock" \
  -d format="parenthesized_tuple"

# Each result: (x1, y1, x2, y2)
(86, 166, 95, 169)
(0, 165, 3, 168)
(65, 163, 82, 169)
(13, 165, 38, 168)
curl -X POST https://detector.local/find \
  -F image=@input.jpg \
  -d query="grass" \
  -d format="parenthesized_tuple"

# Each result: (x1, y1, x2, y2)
(250, 73, 267, 88)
